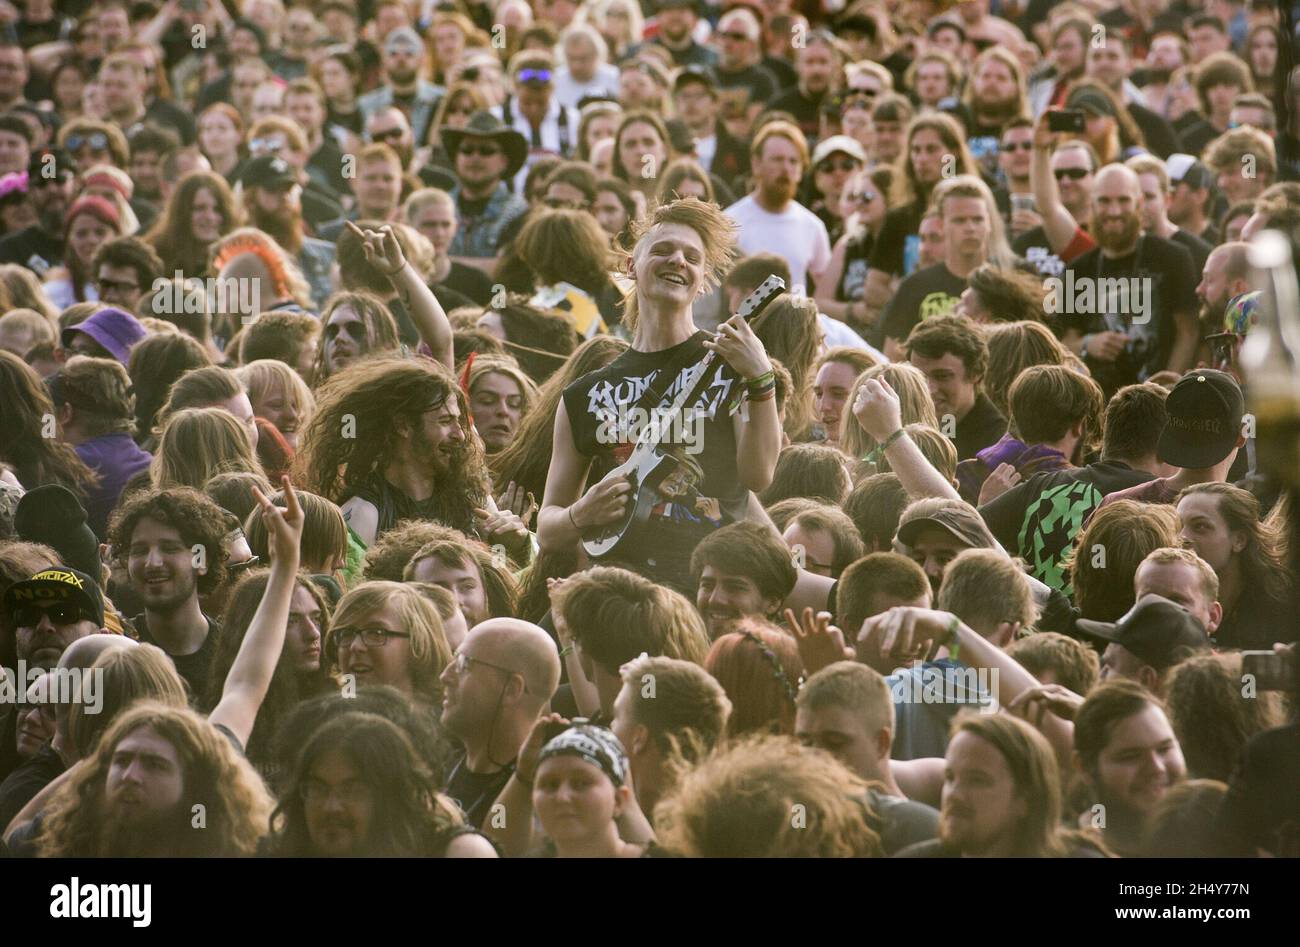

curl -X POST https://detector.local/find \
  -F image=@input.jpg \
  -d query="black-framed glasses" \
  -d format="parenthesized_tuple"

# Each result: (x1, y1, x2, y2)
(332, 627, 411, 649)
(14, 603, 91, 628)
(1001, 141, 1034, 152)
(370, 127, 404, 143)
(1054, 167, 1090, 181)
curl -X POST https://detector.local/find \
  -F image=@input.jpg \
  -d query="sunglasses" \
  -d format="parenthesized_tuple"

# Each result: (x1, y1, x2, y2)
(14, 603, 91, 627)
(517, 68, 552, 84)
(817, 157, 861, 174)
(370, 127, 404, 143)
(1001, 141, 1034, 152)
(459, 143, 501, 157)
(1054, 168, 1090, 181)
(249, 137, 284, 154)
(325, 321, 364, 340)
(228, 555, 262, 574)
(66, 132, 109, 152)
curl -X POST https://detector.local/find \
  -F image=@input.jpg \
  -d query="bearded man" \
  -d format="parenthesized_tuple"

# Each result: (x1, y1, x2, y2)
(1058, 164, 1199, 397)
(723, 121, 830, 296)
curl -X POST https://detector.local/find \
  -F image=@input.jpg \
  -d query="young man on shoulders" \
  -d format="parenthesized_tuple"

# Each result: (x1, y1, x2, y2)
(538, 198, 782, 592)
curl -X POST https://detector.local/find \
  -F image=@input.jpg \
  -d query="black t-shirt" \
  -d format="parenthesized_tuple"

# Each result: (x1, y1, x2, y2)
(1171, 227, 1213, 277)
(868, 789, 940, 856)
(954, 393, 1008, 462)
(0, 226, 61, 274)
(1014, 225, 1067, 279)
(444, 753, 514, 830)
(766, 87, 824, 143)
(880, 263, 968, 345)
(1128, 101, 1180, 160)
(562, 332, 747, 590)
(709, 63, 779, 117)
(439, 261, 495, 306)
(132, 614, 220, 706)
(1060, 235, 1198, 393)
(978, 460, 1153, 594)
(1214, 588, 1295, 652)
(868, 200, 926, 279)
(0, 744, 65, 831)
(837, 229, 875, 303)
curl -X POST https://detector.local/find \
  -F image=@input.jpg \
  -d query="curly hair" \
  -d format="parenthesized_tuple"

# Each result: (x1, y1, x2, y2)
(1165, 652, 1283, 782)
(294, 356, 490, 531)
(654, 734, 881, 857)
(311, 292, 403, 384)
(267, 712, 465, 856)
(37, 702, 273, 857)
(107, 486, 233, 595)
(1065, 499, 1178, 618)
(362, 520, 468, 581)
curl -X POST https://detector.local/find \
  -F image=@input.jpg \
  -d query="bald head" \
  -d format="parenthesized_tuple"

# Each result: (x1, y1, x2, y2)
(467, 618, 561, 705)
(57, 633, 135, 672)
(1093, 163, 1141, 198)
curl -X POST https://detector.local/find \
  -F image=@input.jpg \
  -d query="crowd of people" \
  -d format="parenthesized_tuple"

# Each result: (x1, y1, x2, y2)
(0, 0, 1296, 859)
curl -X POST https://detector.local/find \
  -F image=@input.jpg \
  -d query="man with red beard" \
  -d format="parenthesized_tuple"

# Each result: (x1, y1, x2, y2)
(724, 121, 831, 296)
(1058, 164, 1198, 397)
(241, 154, 336, 310)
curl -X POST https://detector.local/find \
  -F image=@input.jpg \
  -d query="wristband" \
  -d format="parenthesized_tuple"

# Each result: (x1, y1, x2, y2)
(861, 428, 905, 466)
(567, 505, 581, 532)
(745, 370, 776, 392)
(945, 614, 962, 662)
(748, 386, 776, 403)
(381, 261, 406, 277)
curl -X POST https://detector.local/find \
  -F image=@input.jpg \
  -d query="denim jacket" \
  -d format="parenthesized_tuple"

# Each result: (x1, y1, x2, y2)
(448, 183, 528, 258)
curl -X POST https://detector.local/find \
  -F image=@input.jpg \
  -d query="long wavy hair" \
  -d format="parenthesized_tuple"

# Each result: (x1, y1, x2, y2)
(0, 349, 98, 494)
(1178, 482, 1292, 606)
(151, 406, 265, 489)
(489, 334, 629, 500)
(295, 356, 489, 530)
(127, 332, 213, 446)
(204, 570, 333, 774)
(145, 171, 242, 276)
(751, 293, 820, 438)
(311, 292, 402, 385)
(37, 702, 273, 857)
(894, 112, 978, 207)
(267, 712, 465, 856)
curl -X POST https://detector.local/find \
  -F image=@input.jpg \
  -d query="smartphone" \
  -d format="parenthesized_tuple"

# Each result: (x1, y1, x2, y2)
(1011, 194, 1037, 215)
(1242, 650, 1294, 692)
(1047, 109, 1087, 134)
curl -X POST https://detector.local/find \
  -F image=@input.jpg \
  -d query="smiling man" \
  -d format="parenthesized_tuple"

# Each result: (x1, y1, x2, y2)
(905, 315, 1006, 462)
(539, 198, 781, 591)
(108, 488, 231, 702)
(690, 521, 797, 639)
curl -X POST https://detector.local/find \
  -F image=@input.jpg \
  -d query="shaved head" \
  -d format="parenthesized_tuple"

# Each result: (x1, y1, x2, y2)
(1093, 163, 1141, 199)
(465, 618, 561, 706)
(57, 633, 136, 672)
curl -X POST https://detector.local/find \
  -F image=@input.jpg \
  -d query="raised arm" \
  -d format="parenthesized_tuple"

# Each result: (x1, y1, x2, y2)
(1031, 113, 1082, 254)
(209, 477, 305, 748)
(711, 315, 781, 493)
(347, 220, 454, 371)
(852, 377, 960, 501)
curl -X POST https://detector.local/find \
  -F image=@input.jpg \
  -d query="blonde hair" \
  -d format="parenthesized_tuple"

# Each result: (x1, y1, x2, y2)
(930, 173, 1017, 269)
(151, 406, 264, 489)
(329, 581, 452, 704)
(237, 358, 316, 430)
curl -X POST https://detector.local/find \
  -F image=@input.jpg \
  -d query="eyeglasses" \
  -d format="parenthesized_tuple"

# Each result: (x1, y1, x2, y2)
(452, 650, 522, 682)
(248, 137, 284, 154)
(517, 68, 552, 84)
(13, 603, 91, 628)
(459, 143, 501, 158)
(1001, 141, 1034, 152)
(1054, 167, 1090, 181)
(370, 127, 404, 143)
(66, 132, 109, 152)
(95, 277, 140, 295)
(817, 157, 861, 174)
(851, 85, 881, 97)
(324, 321, 363, 340)
(332, 627, 411, 649)
(300, 777, 370, 805)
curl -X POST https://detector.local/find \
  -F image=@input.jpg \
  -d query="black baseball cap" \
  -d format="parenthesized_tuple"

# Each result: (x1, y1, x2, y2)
(2, 567, 105, 628)
(1167, 153, 1211, 191)
(1157, 369, 1245, 469)
(242, 155, 297, 191)
(1076, 594, 1210, 670)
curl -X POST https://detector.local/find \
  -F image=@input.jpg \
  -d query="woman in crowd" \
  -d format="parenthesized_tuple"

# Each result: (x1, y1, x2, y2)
(592, 177, 637, 249)
(816, 166, 892, 332)
(0, 350, 97, 494)
(421, 81, 489, 174)
(611, 110, 674, 204)
(44, 195, 122, 308)
(146, 171, 242, 279)
(151, 406, 265, 490)
(703, 620, 803, 737)
(197, 102, 246, 182)
(238, 358, 315, 452)
(465, 355, 539, 455)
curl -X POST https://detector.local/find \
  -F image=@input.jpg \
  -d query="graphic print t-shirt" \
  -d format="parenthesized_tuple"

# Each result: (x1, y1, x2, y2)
(562, 333, 747, 590)
(880, 263, 968, 345)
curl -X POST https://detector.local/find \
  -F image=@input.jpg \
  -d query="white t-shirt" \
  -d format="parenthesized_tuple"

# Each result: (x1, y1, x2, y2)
(553, 64, 620, 109)
(724, 195, 832, 295)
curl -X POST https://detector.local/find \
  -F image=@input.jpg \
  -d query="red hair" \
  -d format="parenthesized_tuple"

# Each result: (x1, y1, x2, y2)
(704, 620, 803, 737)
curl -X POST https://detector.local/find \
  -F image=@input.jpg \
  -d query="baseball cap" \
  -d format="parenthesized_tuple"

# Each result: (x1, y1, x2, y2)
(897, 504, 996, 550)
(14, 485, 99, 579)
(242, 155, 297, 191)
(1076, 594, 1210, 670)
(385, 26, 423, 55)
(811, 134, 868, 168)
(673, 65, 716, 96)
(60, 306, 146, 365)
(2, 567, 105, 629)
(1166, 153, 1211, 190)
(1066, 87, 1117, 119)
(1156, 369, 1245, 469)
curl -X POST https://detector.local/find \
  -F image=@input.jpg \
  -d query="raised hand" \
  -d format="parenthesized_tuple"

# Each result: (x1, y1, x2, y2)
(474, 505, 530, 554)
(785, 607, 853, 676)
(250, 475, 304, 565)
(978, 463, 1022, 505)
(496, 481, 538, 527)
(852, 376, 903, 443)
(703, 314, 771, 381)
(345, 220, 407, 276)
(1008, 683, 1086, 727)
(517, 712, 570, 787)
